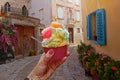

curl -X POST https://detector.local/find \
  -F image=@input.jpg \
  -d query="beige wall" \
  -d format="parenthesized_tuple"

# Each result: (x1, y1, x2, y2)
(29, 0, 52, 27)
(81, 0, 120, 60)
(52, 0, 83, 44)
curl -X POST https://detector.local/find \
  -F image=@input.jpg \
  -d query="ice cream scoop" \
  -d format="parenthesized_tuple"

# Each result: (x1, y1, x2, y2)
(42, 21, 69, 61)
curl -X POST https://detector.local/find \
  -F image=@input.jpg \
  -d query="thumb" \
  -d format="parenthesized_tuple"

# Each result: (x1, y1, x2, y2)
(44, 49, 54, 63)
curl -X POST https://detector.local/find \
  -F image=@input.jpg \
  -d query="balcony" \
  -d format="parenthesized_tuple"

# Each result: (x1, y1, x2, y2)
(0, 7, 28, 17)
(0, 7, 40, 26)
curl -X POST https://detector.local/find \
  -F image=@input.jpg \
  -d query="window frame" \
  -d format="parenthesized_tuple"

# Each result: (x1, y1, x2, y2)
(22, 5, 28, 16)
(76, 11, 80, 21)
(67, 0, 73, 3)
(4, 2, 11, 12)
(57, 6, 64, 19)
(75, 0, 80, 5)
(86, 9, 106, 45)
(39, 8, 44, 20)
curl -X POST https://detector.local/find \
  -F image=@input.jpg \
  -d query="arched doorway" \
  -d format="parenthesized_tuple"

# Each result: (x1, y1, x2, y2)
(68, 28, 74, 43)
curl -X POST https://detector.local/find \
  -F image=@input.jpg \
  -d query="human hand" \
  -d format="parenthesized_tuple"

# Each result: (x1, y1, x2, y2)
(27, 49, 70, 80)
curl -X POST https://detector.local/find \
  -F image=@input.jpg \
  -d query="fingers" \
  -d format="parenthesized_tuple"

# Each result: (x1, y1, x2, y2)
(44, 49, 54, 63)
(40, 50, 70, 66)
(63, 52, 70, 62)
(66, 51, 70, 57)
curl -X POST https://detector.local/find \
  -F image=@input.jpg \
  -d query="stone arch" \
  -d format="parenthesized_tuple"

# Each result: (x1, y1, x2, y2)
(22, 5, 28, 16)
(4, 2, 10, 12)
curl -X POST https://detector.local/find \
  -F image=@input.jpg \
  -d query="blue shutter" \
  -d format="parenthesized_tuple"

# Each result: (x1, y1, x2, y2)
(96, 9, 106, 45)
(86, 14, 92, 40)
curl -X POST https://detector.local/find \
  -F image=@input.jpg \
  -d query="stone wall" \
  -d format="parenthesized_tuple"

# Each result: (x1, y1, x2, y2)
(0, 0, 43, 56)
(0, 0, 30, 12)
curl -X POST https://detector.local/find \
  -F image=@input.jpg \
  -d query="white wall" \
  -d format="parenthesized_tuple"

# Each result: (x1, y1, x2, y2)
(29, 0, 52, 26)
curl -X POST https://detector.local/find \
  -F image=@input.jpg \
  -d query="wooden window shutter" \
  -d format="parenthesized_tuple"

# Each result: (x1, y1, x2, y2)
(86, 14, 92, 40)
(96, 9, 106, 45)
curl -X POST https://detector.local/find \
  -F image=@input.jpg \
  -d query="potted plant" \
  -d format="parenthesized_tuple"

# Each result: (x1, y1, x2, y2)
(85, 52, 101, 80)
(77, 42, 120, 80)
(29, 49, 36, 56)
(77, 42, 94, 61)
(77, 42, 85, 54)
(100, 60, 120, 80)
(77, 42, 96, 76)
(0, 19, 18, 64)
(96, 54, 112, 78)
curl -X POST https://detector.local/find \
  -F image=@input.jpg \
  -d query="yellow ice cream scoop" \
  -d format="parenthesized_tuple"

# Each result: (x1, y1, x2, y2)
(46, 38, 62, 47)
(60, 40, 67, 46)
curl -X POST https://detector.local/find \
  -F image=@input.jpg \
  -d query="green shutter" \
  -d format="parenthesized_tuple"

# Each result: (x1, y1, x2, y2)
(86, 14, 92, 40)
(96, 9, 106, 45)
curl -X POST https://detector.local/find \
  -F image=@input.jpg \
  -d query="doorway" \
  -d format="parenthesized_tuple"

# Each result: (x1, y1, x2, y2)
(68, 28, 74, 43)
(14, 25, 35, 56)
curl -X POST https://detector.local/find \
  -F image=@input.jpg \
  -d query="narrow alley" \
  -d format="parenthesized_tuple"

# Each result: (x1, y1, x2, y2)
(0, 46, 92, 80)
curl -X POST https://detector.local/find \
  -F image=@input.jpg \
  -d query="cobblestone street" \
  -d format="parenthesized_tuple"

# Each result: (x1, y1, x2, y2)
(0, 46, 92, 80)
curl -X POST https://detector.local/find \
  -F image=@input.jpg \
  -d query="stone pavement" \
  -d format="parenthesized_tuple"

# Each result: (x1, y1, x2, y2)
(0, 46, 92, 80)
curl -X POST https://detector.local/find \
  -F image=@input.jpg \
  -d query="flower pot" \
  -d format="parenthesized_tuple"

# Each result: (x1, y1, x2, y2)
(90, 68, 101, 80)
(85, 68, 91, 76)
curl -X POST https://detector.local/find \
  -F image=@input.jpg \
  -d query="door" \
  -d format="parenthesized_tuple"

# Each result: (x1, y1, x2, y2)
(68, 28, 74, 43)
(14, 25, 35, 56)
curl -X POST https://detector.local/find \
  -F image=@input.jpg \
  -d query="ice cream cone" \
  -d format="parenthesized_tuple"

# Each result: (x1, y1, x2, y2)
(44, 45, 67, 61)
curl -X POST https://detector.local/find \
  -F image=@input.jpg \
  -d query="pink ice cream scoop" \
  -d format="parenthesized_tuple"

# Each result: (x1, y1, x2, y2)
(41, 27, 52, 39)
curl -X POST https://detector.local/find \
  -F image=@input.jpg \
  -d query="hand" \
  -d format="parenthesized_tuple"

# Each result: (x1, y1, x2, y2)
(27, 49, 70, 80)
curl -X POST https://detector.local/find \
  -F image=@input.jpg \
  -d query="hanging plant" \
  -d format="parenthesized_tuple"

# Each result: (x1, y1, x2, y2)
(0, 19, 18, 64)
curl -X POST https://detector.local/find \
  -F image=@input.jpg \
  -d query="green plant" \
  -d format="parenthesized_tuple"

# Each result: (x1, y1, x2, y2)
(83, 52, 100, 73)
(96, 54, 112, 77)
(29, 49, 36, 56)
(100, 60, 120, 80)
(39, 50, 43, 54)
(77, 42, 95, 68)
(77, 42, 93, 54)
(77, 43, 120, 80)
(77, 42, 85, 54)
(0, 19, 18, 64)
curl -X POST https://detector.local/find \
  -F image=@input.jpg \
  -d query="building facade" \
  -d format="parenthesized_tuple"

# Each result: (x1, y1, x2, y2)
(0, 0, 42, 58)
(29, 0, 83, 44)
(81, 0, 120, 60)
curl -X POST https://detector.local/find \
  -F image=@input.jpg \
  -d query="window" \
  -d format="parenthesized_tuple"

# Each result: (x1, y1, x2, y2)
(69, 9, 73, 19)
(22, 5, 28, 16)
(75, 0, 80, 5)
(68, 0, 72, 3)
(67, 9, 73, 20)
(39, 8, 44, 20)
(77, 28, 80, 33)
(67, 8, 73, 24)
(4, 2, 10, 12)
(76, 11, 80, 21)
(57, 6, 64, 19)
(40, 29, 43, 35)
(86, 9, 106, 45)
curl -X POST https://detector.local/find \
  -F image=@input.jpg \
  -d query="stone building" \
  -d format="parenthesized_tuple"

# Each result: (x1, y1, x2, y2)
(29, 0, 83, 44)
(0, 0, 43, 58)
